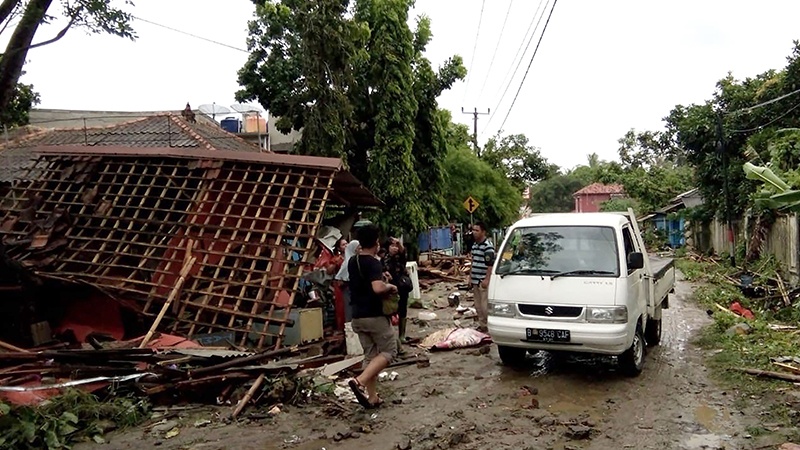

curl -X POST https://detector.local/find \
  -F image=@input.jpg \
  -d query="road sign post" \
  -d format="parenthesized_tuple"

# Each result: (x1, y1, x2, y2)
(463, 196, 479, 227)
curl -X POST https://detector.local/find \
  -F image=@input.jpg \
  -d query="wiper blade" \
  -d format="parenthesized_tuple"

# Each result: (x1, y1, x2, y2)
(550, 270, 615, 280)
(499, 269, 558, 279)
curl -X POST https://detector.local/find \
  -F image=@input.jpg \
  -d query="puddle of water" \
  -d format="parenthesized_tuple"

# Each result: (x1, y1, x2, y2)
(694, 404, 717, 431)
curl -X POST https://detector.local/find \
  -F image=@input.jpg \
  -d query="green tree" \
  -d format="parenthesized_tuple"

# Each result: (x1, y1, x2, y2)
(360, 0, 421, 236)
(481, 133, 550, 192)
(442, 145, 521, 229)
(600, 197, 640, 214)
(527, 172, 585, 213)
(0, 0, 135, 126)
(236, 0, 367, 158)
(1, 79, 40, 127)
(407, 17, 466, 227)
(238, 0, 465, 236)
(662, 42, 800, 219)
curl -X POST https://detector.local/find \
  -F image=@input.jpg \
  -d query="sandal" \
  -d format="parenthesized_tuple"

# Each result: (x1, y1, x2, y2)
(347, 378, 372, 408)
(368, 397, 384, 408)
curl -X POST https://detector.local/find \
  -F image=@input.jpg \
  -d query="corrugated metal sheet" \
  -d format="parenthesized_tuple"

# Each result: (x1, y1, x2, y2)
(166, 349, 254, 358)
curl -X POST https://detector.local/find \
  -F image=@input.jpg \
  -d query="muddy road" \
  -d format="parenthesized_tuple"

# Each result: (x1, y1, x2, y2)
(78, 275, 753, 450)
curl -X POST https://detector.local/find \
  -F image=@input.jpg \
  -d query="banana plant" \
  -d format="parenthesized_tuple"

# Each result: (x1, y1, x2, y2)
(743, 162, 800, 211)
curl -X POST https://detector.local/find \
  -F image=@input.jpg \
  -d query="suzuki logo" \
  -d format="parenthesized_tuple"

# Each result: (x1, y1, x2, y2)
(544, 306, 554, 315)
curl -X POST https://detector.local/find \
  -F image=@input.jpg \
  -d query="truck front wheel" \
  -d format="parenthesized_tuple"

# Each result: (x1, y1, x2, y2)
(619, 325, 645, 377)
(497, 345, 527, 366)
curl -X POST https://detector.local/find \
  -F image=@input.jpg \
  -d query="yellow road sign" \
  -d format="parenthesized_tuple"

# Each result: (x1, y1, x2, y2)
(463, 196, 479, 214)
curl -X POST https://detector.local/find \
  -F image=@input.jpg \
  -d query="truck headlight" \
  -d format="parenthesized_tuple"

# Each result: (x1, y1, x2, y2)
(586, 306, 627, 324)
(489, 302, 515, 317)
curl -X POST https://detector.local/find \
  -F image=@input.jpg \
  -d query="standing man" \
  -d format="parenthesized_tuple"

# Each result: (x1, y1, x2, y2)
(347, 224, 398, 408)
(470, 221, 496, 333)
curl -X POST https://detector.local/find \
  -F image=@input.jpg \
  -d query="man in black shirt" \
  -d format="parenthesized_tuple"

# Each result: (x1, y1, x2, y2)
(347, 224, 398, 408)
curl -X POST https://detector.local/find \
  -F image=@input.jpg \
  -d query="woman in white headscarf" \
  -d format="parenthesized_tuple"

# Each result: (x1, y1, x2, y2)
(334, 240, 360, 323)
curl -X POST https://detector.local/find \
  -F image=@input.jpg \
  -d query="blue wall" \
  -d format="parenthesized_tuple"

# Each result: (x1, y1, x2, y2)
(418, 226, 453, 251)
(652, 215, 685, 247)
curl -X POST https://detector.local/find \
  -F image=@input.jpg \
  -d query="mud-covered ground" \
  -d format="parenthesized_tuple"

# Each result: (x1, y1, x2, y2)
(75, 274, 780, 450)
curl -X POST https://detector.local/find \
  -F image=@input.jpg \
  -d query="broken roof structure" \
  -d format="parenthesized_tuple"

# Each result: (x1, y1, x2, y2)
(0, 115, 380, 350)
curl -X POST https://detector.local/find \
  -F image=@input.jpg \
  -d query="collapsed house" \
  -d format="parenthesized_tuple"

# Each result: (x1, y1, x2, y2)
(0, 115, 380, 351)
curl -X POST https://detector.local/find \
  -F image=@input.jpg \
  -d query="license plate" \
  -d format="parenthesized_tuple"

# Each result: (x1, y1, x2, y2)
(526, 328, 570, 342)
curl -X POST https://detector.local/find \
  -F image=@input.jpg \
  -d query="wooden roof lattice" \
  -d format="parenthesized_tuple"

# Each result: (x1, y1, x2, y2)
(0, 148, 379, 349)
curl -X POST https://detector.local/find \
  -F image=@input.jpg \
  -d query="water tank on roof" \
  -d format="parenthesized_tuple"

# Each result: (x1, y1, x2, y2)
(220, 117, 241, 133)
(244, 115, 267, 133)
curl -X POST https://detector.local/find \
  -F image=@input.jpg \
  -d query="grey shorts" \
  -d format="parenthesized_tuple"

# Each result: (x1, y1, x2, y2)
(352, 316, 397, 364)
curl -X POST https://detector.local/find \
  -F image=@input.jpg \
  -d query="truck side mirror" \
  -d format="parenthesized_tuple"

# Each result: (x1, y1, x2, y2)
(627, 252, 644, 270)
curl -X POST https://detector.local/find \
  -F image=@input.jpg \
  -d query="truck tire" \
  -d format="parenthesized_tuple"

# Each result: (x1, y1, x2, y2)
(497, 345, 527, 366)
(645, 316, 662, 347)
(619, 325, 645, 377)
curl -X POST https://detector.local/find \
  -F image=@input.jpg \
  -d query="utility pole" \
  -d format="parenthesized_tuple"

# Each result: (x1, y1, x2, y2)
(716, 111, 736, 267)
(461, 107, 490, 155)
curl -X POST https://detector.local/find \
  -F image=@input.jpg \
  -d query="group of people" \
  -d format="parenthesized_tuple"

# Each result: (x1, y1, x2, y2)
(342, 222, 496, 409)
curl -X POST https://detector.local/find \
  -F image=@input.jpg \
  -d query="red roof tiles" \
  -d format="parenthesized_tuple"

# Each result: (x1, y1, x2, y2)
(573, 182, 625, 196)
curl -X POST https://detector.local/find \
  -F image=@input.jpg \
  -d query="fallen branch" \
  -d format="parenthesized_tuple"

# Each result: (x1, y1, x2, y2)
(773, 362, 800, 376)
(738, 367, 800, 383)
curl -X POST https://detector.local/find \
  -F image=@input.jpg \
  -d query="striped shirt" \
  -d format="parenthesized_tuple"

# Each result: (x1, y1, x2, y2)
(470, 239, 496, 285)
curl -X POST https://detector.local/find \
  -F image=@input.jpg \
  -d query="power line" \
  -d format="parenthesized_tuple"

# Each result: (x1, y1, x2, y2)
(728, 87, 800, 116)
(497, 0, 558, 132)
(729, 101, 800, 133)
(489, 0, 546, 104)
(482, 0, 549, 134)
(461, 0, 487, 103)
(132, 16, 249, 54)
(476, 0, 514, 106)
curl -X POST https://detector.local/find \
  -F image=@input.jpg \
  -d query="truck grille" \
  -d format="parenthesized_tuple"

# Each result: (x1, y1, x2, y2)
(518, 304, 583, 318)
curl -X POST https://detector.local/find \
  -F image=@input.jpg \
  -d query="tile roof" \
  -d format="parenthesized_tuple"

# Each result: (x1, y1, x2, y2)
(573, 182, 625, 196)
(0, 115, 262, 183)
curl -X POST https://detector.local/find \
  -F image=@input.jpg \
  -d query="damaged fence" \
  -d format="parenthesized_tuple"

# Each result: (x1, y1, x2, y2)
(0, 146, 379, 350)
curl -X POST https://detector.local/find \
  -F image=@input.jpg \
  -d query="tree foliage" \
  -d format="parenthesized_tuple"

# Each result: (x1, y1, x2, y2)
(1, 79, 40, 127)
(359, 0, 421, 235)
(481, 132, 550, 192)
(237, 0, 466, 236)
(441, 130, 521, 229)
(527, 171, 584, 213)
(0, 0, 135, 126)
(662, 42, 800, 219)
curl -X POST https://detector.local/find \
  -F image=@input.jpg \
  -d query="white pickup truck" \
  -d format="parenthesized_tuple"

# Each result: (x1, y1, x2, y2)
(487, 211, 675, 376)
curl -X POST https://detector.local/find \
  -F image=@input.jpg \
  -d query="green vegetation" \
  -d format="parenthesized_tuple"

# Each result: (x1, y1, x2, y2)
(0, 390, 149, 450)
(678, 256, 800, 435)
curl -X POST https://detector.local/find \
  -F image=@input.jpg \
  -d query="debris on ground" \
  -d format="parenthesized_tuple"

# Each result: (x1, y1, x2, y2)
(420, 328, 492, 351)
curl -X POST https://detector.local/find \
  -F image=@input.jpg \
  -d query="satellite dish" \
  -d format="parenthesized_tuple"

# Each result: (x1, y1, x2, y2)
(230, 103, 263, 114)
(198, 103, 231, 117)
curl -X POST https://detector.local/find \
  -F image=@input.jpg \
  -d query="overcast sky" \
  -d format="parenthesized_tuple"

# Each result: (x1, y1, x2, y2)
(6, 0, 800, 169)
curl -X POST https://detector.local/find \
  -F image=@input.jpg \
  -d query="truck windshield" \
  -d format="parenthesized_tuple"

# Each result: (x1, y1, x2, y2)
(495, 226, 619, 277)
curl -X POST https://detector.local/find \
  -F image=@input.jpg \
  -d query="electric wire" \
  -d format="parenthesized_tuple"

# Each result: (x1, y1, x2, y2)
(487, 0, 545, 106)
(132, 15, 249, 53)
(483, 0, 550, 134)
(461, 0, 487, 103)
(496, 0, 558, 132)
(728, 87, 800, 116)
(475, 0, 514, 105)
(729, 101, 800, 134)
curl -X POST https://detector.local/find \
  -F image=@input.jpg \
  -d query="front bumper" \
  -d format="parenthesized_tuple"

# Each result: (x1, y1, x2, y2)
(488, 316, 634, 355)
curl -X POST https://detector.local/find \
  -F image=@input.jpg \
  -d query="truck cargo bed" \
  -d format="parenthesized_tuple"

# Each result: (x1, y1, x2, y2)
(650, 256, 675, 306)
